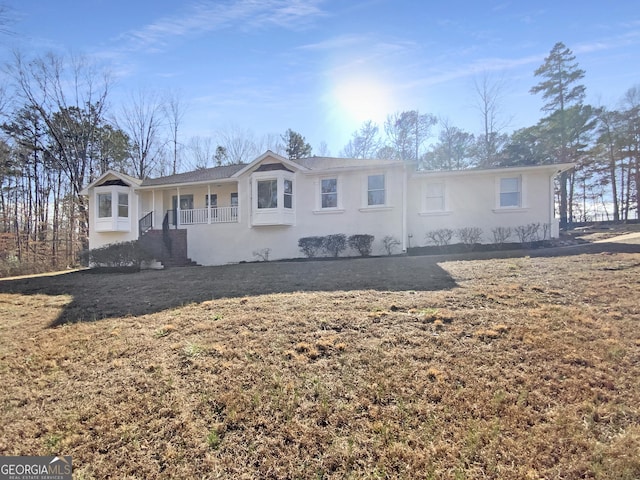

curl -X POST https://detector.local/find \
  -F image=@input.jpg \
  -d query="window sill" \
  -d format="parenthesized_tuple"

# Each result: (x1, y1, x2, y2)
(359, 206, 393, 212)
(419, 210, 452, 217)
(492, 207, 529, 213)
(313, 208, 345, 215)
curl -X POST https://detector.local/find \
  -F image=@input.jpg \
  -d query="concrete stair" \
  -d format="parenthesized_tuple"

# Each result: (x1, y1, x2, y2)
(139, 229, 199, 268)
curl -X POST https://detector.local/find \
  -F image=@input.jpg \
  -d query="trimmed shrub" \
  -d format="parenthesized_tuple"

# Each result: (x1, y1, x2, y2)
(382, 235, 401, 255)
(298, 236, 324, 258)
(515, 223, 541, 244)
(425, 228, 454, 247)
(81, 240, 153, 269)
(252, 248, 271, 261)
(322, 234, 347, 257)
(456, 227, 483, 246)
(348, 234, 375, 257)
(491, 226, 512, 244)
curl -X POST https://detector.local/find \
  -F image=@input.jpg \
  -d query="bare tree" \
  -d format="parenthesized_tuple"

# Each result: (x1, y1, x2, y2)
(164, 90, 187, 174)
(187, 135, 215, 169)
(8, 51, 111, 254)
(473, 72, 511, 167)
(384, 110, 437, 161)
(256, 132, 285, 156)
(341, 120, 381, 158)
(315, 140, 331, 157)
(215, 124, 259, 164)
(117, 89, 165, 179)
(424, 118, 475, 170)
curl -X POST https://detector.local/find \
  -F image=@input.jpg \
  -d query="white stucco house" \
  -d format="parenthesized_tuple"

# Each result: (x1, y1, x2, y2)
(80, 151, 574, 266)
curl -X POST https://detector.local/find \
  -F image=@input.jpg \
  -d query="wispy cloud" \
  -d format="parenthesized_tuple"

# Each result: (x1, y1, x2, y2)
(297, 34, 367, 51)
(574, 30, 640, 55)
(120, 0, 327, 52)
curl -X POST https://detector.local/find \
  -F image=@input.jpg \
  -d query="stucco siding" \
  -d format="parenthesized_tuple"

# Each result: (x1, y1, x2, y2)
(407, 169, 558, 246)
(184, 166, 405, 265)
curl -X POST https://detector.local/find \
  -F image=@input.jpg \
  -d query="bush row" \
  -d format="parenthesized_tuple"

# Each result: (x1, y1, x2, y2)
(425, 223, 552, 247)
(298, 234, 377, 258)
(80, 240, 153, 269)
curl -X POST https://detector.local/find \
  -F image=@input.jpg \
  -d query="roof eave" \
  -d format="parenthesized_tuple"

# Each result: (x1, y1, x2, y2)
(137, 177, 239, 190)
(412, 162, 576, 178)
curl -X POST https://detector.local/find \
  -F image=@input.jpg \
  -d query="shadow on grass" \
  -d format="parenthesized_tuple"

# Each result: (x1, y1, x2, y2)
(0, 255, 457, 327)
(1, 240, 638, 328)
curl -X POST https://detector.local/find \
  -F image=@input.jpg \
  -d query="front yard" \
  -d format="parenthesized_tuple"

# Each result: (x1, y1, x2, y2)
(0, 243, 639, 478)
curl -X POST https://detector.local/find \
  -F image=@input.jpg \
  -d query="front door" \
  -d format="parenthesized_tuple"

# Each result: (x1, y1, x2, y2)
(172, 195, 194, 226)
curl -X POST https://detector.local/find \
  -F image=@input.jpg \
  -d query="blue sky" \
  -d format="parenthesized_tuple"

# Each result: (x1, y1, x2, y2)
(2, 0, 640, 157)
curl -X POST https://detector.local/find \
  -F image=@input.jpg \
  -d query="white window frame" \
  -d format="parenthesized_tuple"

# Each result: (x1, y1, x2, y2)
(117, 192, 129, 218)
(94, 185, 132, 232)
(256, 179, 278, 209)
(205, 193, 218, 208)
(499, 176, 521, 208)
(284, 178, 293, 209)
(250, 170, 296, 225)
(424, 182, 445, 212)
(366, 173, 386, 207)
(97, 192, 112, 218)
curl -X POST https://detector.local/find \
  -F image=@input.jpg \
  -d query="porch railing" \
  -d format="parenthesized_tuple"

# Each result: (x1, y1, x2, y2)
(139, 211, 153, 234)
(179, 206, 239, 225)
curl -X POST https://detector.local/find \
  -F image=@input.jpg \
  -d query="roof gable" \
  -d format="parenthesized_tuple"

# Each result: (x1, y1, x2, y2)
(80, 170, 142, 195)
(232, 151, 306, 177)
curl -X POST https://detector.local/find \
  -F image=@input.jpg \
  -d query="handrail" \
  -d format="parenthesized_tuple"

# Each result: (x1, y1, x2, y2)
(139, 211, 153, 234)
(162, 212, 172, 255)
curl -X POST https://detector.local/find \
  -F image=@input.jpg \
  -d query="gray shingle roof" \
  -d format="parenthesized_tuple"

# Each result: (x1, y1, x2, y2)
(138, 156, 405, 188)
(140, 164, 247, 187)
(291, 156, 403, 170)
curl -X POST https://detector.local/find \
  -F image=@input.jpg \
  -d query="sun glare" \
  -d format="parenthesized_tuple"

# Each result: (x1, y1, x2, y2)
(332, 76, 393, 126)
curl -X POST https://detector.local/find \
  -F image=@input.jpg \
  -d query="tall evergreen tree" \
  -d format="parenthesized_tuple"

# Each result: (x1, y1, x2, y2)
(282, 129, 311, 160)
(530, 42, 587, 226)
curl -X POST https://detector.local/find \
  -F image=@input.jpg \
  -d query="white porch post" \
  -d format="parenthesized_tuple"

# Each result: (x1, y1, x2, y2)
(152, 189, 156, 227)
(207, 184, 212, 224)
(177, 187, 181, 228)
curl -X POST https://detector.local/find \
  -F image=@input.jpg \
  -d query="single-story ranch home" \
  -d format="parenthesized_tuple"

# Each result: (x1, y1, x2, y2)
(81, 151, 574, 266)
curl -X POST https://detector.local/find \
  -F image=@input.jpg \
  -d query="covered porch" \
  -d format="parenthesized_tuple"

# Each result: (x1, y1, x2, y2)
(138, 181, 241, 232)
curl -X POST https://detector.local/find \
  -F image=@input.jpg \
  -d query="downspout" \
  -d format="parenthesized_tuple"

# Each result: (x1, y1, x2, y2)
(549, 172, 555, 239)
(177, 186, 181, 228)
(152, 189, 156, 228)
(207, 184, 212, 224)
(402, 163, 408, 252)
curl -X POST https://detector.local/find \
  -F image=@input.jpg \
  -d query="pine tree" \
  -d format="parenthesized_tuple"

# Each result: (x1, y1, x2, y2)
(530, 42, 589, 226)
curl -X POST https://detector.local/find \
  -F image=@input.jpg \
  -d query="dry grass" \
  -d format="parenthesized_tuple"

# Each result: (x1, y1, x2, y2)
(0, 246, 639, 479)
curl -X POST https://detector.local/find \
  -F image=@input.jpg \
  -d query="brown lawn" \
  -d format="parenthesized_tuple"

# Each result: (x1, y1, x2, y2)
(0, 240, 639, 479)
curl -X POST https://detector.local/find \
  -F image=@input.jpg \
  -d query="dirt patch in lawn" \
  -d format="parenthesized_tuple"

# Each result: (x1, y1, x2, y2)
(0, 247, 639, 479)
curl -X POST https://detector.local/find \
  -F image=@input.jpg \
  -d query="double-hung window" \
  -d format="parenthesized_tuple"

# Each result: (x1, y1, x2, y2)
(367, 174, 385, 206)
(284, 179, 293, 209)
(499, 177, 521, 208)
(98, 193, 112, 218)
(206, 194, 218, 208)
(117, 193, 129, 218)
(321, 178, 338, 208)
(257, 180, 278, 209)
(425, 183, 445, 212)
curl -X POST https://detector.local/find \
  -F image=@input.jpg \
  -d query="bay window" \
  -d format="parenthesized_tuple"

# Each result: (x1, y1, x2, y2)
(251, 170, 295, 225)
(94, 186, 132, 232)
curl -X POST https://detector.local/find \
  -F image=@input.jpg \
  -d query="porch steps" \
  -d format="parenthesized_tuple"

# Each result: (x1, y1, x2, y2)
(139, 229, 200, 268)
